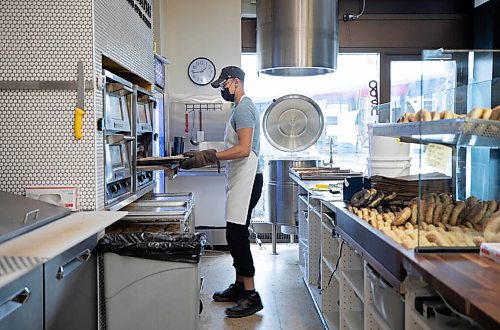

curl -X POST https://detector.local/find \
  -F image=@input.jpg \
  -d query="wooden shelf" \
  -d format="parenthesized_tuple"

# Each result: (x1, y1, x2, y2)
(324, 311, 340, 330)
(344, 311, 364, 330)
(343, 270, 365, 302)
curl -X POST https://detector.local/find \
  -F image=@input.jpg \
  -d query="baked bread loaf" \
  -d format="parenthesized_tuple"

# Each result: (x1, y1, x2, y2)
(483, 211, 500, 242)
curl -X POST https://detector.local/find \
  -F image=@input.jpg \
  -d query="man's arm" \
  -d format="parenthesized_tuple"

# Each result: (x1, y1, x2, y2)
(216, 127, 253, 160)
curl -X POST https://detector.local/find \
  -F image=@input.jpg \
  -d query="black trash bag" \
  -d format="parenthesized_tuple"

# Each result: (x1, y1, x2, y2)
(97, 232, 205, 263)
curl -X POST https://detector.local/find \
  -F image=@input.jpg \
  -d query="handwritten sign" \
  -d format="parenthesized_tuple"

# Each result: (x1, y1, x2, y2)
(425, 143, 452, 172)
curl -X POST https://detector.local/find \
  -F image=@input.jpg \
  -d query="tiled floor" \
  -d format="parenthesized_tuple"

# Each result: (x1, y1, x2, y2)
(199, 243, 323, 330)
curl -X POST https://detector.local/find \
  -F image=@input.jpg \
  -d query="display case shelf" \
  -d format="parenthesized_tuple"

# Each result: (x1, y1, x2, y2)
(343, 270, 365, 302)
(372, 118, 500, 147)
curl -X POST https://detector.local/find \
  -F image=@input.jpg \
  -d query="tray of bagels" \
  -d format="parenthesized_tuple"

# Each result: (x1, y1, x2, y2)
(393, 106, 500, 138)
(346, 188, 500, 250)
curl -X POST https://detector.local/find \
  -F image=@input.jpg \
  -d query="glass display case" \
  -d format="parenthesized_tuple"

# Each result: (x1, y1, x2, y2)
(373, 50, 500, 252)
(347, 50, 499, 252)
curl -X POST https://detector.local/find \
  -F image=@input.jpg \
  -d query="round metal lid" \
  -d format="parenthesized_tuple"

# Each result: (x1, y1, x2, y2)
(262, 94, 324, 152)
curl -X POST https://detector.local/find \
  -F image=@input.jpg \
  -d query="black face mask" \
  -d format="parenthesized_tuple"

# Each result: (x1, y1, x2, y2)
(220, 87, 235, 102)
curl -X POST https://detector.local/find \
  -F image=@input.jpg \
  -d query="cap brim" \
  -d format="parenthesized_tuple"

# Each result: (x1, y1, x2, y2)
(211, 77, 225, 88)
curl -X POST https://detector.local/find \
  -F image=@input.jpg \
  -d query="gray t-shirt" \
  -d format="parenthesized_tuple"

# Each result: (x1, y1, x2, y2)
(230, 96, 262, 173)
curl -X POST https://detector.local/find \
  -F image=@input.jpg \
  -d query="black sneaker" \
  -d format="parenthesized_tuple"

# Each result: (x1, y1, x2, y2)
(225, 292, 263, 318)
(212, 283, 244, 302)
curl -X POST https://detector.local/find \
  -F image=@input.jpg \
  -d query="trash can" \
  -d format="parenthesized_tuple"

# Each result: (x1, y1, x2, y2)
(98, 232, 205, 330)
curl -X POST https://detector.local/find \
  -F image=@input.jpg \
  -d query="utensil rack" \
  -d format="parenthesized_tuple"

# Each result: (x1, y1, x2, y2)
(185, 103, 223, 113)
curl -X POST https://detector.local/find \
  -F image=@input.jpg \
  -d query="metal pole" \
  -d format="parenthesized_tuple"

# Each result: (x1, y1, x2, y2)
(271, 223, 278, 255)
(289, 233, 294, 244)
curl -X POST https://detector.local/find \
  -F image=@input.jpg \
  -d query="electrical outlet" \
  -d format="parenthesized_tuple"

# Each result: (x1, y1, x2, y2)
(343, 14, 355, 21)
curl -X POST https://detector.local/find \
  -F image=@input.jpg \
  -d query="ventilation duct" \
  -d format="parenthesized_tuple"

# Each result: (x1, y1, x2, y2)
(257, 0, 339, 76)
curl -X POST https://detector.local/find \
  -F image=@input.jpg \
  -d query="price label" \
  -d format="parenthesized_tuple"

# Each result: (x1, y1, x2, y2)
(425, 143, 452, 172)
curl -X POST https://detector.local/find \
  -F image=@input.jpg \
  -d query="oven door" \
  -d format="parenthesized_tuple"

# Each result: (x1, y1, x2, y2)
(103, 70, 133, 134)
(104, 136, 133, 205)
(104, 88, 132, 133)
(136, 93, 154, 134)
(104, 138, 132, 185)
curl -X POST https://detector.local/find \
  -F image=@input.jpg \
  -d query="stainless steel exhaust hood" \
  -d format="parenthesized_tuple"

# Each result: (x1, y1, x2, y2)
(256, 0, 339, 76)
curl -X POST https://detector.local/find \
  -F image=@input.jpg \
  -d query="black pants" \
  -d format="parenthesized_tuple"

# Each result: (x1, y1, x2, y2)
(226, 173, 263, 277)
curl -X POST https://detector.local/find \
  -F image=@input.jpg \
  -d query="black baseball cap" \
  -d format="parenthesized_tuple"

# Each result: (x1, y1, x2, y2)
(211, 66, 245, 88)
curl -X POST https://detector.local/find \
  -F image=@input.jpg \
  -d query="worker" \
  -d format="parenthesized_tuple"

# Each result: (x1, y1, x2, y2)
(180, 66, 263, 318)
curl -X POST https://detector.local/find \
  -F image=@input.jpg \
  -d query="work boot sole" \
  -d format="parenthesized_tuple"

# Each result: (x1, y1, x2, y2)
(225, 304, 263, 318)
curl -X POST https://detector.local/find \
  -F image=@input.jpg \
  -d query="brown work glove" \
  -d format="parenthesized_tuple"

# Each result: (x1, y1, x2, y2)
(180, 149, 219, 170)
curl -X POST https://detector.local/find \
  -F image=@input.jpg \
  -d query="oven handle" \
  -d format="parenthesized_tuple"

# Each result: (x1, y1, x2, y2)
(107, 135, 135, 145)
(0, 287, 31, 321)
(56, 249, 92, 280)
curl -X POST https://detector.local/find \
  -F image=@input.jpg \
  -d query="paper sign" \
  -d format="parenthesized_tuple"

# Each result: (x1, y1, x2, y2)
(25, 186, 79, 211)
(425, 144, 452, 172)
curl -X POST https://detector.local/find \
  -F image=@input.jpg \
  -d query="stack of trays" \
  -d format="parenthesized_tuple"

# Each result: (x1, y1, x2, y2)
(370, 173, 452, 202)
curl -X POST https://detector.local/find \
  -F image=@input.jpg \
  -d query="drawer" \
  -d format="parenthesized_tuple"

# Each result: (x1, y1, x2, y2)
(0, 265, 43, 329)
(44, 235, 98, 330)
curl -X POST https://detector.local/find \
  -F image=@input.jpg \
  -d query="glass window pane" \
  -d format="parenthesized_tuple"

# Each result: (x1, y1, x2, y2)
(242, 53, 380, 172)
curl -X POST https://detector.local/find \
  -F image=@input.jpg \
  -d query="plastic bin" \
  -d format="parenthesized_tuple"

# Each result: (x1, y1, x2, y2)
(366, 265, 404, 330)
(367, 156, 411, 177)
(98, 232, 205, 330)
(369, 135, 410, 158)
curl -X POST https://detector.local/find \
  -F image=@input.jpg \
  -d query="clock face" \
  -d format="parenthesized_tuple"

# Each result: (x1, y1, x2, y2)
(188, 57, 216, 86)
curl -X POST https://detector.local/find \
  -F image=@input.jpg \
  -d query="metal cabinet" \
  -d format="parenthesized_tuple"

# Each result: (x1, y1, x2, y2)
(44, 235, 98, 330)
(0, 265, 43, 329)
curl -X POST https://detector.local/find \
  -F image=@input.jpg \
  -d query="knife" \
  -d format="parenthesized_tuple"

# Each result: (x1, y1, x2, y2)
(74, 61, 85, 139)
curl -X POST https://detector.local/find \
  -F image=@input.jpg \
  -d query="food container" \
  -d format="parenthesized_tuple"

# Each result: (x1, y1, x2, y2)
(367, 156, 411, 178)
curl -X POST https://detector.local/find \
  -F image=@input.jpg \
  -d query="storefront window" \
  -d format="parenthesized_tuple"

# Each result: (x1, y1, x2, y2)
(241, 53, 380, 172)
(390, 60, 456, 116)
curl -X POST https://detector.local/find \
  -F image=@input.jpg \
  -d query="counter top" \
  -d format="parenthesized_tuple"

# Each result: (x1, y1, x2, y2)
(324, 200, 500, 329)
(289, 174, 344, 202)
(0, 211, 126, 287)
(290, 174, 500, 328)
(409, 251, 500, 328)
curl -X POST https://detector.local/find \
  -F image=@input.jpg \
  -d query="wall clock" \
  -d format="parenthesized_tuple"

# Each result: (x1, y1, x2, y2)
(187, 57, 216, 86)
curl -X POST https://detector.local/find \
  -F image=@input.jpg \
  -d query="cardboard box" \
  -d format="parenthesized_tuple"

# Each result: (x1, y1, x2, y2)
(25, 186, 78, 211)
(480, 242, 500, 264)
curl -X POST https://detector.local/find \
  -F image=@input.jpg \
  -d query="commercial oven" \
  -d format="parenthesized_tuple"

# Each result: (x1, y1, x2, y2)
(102, 70, 135, 206)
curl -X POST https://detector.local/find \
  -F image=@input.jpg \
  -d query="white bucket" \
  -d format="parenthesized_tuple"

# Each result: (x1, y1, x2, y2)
(367, 157, 411, 178)
(369, 135, 410, 159)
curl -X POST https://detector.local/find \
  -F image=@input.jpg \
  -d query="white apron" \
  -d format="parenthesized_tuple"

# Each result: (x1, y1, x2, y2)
(224, 113, 258, 225)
